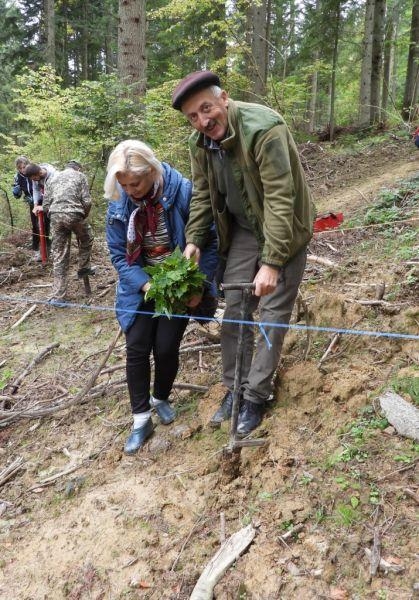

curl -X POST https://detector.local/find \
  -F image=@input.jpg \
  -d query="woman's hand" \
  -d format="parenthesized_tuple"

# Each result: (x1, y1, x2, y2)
(186, 293, 202, 308)
(142, 281, 151, 293)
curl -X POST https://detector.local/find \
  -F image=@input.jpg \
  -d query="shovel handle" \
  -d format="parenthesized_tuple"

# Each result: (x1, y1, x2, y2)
(221, 283, 255, 291)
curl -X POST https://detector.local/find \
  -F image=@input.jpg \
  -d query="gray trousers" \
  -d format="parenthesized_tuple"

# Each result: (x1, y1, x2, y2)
(221, 225, 307, 404)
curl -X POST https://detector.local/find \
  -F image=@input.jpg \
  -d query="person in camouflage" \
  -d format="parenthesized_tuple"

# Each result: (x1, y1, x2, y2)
(43, 160, 94, 300)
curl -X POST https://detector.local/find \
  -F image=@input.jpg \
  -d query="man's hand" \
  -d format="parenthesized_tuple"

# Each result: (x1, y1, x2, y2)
(253, 264, 281, 297)
(32, 205, 43, 215)
(142, 281, 151, 293)
(183, 243, 201, 263)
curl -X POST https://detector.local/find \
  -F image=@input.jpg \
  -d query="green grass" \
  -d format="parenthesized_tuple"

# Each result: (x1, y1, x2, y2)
(390, 374, 419, 405)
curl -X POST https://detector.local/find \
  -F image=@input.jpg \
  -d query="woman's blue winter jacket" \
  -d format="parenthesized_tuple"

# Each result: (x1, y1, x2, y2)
(106, 162, 218, 332)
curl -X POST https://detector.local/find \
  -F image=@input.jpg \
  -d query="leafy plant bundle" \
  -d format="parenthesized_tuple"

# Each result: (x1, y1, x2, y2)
(144, 247, 206, 317)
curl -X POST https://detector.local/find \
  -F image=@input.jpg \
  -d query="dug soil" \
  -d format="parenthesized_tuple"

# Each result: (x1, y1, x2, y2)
(0, 137, 418, 600)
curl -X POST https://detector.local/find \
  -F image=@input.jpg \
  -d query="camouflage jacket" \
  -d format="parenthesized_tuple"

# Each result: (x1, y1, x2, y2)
(43, 168, 91, 217)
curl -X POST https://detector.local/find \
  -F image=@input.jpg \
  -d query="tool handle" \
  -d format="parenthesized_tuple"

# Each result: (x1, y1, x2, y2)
(37, 209, 48, 265)
(221, 282, 255, 291)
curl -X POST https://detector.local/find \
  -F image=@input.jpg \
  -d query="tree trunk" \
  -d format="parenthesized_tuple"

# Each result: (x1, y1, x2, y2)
(370, 0, 386, 123)
(329, 0, 341, 141)
(245, 0, 268, 98)
(308, 55, 319, 133)
(359, 0, 375, 126)
(381, 2, 398, 122)
(44, 0, 55, 68)
(402, 0, 419, 122)
(212, 0, 227, 76)
(81, 0, 88, 80)
(118, 0, 147, 97)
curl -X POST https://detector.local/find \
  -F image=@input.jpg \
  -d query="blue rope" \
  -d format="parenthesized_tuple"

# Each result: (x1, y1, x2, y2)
(1, 294, 418, 341)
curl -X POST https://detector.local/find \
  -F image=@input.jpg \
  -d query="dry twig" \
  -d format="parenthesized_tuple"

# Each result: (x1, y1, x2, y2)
(364, 548, 404, 574)
(403, 488, 419, 505)
(0, 457, 25, 488)
(10, 304, 37, 329)
(369, 527, 381, 577)
(7, 342, 60, 394)
(307, 254, 338, 268)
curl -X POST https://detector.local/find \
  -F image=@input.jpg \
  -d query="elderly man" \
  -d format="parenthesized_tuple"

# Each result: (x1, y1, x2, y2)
(172, 71, 316, 436)
(42, 160, 94, 301)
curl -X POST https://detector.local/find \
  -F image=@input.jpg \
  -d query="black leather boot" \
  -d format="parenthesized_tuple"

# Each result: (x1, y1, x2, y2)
(209, 391, 234, 426)
(236, 400, 265, 436)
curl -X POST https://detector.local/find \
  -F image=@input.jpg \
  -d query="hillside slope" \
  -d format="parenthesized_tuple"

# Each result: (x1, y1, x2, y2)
(0, 137, 418, 600)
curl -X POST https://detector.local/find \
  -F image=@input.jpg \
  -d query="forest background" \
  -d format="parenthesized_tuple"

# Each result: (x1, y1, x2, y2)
(1, 0, 419, 232)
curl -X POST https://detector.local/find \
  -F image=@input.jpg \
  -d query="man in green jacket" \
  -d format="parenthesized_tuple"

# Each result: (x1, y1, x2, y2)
(172, 71, 316, 436)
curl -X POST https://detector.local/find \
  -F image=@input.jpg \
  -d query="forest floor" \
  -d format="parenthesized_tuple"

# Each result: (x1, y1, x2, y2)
(0, 135, 418, 600)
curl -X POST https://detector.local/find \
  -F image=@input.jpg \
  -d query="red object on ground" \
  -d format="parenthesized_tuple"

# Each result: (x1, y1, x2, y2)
(37, 209, 48, 264)
(313, 212, 344, 233)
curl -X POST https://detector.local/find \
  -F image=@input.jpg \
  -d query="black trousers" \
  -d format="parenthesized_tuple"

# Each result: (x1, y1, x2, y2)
(28, 202, 40, 250)
(125, 300, 189, 414)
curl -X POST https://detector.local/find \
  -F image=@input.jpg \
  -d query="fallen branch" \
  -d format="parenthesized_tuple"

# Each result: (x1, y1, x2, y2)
(278, 523, 304, 542)
(364, 548, 404, 574)
(7, 343, 60, 395)
(295, 291, 311, 360)
(10, 304, 37, 329)
(307, 254, 338, 268)
(189, 524, 256, 600)
(179, 344, 221, 354)
(403, 488, 419, 505)
(0, 456, 25, 488)
(29, 431, 121, 491)
(318, 317, 363, 368)
(170, 515, 207, 573)
(0, 329, 122, 423)
(100, 344, 221, 376)
(355, 299, 404, 308)
(369, 528, 381, 577)
(374, 458, 418, 482)
(51, 327, 123, 410)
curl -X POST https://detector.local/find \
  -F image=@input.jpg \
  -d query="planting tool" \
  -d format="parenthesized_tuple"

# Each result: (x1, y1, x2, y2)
(221, 282, 267, 453)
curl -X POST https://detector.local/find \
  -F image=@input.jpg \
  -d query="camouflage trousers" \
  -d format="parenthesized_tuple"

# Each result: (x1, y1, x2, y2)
(50, 213, 94, 298)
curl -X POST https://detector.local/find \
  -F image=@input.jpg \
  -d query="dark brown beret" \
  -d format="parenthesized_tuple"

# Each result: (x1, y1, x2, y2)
(172, 70, 220, 110)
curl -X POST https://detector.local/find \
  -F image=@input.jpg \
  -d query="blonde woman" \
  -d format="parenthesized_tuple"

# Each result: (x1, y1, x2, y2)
(105, 140, 217, 454)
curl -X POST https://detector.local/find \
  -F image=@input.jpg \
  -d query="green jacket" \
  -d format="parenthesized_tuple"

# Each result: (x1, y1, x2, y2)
(185, 99, 316, 267)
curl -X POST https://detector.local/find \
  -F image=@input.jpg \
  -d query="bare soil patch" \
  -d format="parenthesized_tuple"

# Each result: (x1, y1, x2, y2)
(0, 137, 418, 600)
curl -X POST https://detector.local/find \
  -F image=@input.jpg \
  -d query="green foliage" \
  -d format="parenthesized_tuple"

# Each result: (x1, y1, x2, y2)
(335, 503, 360, 526)
(5, 67, 145, 171)
(144, 248, 206, 317)
(143, 81, 192, 175)
(363, 178, 419, 226)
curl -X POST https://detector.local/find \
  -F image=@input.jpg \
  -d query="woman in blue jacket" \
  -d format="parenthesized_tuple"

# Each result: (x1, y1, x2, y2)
(105, 140, 217, 454)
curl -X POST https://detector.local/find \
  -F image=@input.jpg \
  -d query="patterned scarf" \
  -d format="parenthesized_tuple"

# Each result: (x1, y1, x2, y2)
(126, 181, 160, 265)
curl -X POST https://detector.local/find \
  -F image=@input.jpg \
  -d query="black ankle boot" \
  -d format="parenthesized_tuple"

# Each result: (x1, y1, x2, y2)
(236, 400, 265, 436)
(209, 391, 234, 426)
